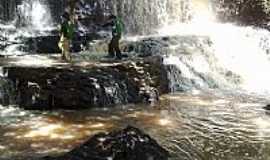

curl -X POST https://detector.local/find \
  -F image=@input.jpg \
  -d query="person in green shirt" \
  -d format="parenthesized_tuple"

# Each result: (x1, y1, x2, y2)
(107, 15, 124, 60)
(58, 13, 75, 62)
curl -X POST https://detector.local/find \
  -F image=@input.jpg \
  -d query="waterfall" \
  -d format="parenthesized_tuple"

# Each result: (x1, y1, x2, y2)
(74, 0, 190, 34)
(0, 0, 56, 55)
(0, 0, 270, 95)
(0, 0, 192, 34)
(157, 0, 270, 95)
(105, 0, 184, 34)
(16, 0, 54, 32)
(0, 0, 194, 55)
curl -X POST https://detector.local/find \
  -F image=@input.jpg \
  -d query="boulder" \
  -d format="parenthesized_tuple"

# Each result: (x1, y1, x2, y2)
(122, 37, 170, 57)
(43, 126, 170, 160)
(4, 56, 169, 109)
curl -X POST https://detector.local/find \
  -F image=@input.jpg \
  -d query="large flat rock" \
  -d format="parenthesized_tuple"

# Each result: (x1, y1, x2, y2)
(1, 55, 169, 109)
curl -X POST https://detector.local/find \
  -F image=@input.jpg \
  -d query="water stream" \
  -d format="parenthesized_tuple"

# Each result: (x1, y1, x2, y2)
(1, 0, 270, 160)
(0, 90, 270, 160)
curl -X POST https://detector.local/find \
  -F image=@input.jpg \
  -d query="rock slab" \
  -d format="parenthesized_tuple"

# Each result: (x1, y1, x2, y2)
(43, 126, 170, 160)
(4, 56, 169, 109)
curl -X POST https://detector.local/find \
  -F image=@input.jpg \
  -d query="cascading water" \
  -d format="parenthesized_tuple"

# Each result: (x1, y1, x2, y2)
(16, 0, 54, 32)
(0, 0, 192, 55)
(158, 0, 270, 95)
(0, 0, 55, 55)
(77, 0, 189, 34)
(1, 1, 270, 160)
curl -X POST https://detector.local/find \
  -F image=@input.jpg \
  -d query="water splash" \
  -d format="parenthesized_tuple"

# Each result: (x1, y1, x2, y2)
(17, 0, 54, 32)
(158, 0, 270, 94)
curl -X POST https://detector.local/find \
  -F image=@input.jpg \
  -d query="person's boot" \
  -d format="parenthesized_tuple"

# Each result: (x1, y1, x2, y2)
(116, 52, 122, 60)
(65, 54, 72, 62)
(61, 52, 66, 61)
(115, 55, 122, 60)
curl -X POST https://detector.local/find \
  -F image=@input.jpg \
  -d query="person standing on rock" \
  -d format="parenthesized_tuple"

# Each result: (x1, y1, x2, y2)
(106, 15, 125, 60)
(58, 12, 75, 62)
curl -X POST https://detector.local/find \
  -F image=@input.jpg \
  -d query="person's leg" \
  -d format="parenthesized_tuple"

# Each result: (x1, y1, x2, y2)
(115, 36, 122, 59)
(108, 38, 115, 58)
(58, 35, 65, 60)
(66, 40, 72, 61)
(63, 39, 71, 61)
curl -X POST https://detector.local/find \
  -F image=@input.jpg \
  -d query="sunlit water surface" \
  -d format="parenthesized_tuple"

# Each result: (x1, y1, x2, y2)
(0, 90, 270, 160)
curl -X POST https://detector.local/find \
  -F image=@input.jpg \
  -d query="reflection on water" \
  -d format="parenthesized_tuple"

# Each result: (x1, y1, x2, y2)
(1, 90, 270, 160)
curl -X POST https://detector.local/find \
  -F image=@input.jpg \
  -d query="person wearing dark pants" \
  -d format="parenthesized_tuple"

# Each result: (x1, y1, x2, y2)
(109, 35, 122, 59)
(107, 15, 124, 60)
(58, 12, 75, 62)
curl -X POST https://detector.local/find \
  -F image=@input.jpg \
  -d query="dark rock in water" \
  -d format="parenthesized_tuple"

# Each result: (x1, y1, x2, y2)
(4, 56, 169, 109)
(264, 104, 270, 110)
(43, 126, 170, 160)
(123, 37, 170, 57)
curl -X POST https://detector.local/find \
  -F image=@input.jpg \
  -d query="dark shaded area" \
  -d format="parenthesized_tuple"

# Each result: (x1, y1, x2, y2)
(43, 126, 170, 160)
(24, 32, 106, 54)
(264, 104, 270, 110)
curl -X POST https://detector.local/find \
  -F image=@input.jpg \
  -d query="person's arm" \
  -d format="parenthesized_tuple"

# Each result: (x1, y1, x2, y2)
(59, 24, 63, 36)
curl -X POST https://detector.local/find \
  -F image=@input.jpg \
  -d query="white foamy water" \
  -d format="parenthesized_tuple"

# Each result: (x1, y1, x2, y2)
(17, 0, 54, 32)
(158, 0, 270, 95)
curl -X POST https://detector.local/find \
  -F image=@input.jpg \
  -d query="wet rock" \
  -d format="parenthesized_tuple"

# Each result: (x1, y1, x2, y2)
(0, 77, 15, 106)
(122, 36, 213, 58)
(43, 126, 170, 160)
(123, 37, 170, 57)
(264, 104, 270, 110)
(23, 32, 105, 54)
(4, 56, 169, 109)
(165, 65, 193, 92)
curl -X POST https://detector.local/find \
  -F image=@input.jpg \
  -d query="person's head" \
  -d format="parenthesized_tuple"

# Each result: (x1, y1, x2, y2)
(61, 12, 70, 23)
(109, 14, 117, 20)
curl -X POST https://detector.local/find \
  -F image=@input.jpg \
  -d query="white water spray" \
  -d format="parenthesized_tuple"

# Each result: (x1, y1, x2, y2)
(160, 0, 270, 94)
(17, 0, 54, 32)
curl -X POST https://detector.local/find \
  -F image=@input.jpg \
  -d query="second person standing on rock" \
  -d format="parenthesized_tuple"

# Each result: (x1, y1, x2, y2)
(58, 12, 75, 62)
(106, 15, 125, 60)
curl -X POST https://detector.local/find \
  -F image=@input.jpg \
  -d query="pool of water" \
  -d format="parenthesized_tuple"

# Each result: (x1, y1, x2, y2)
(0, 90, 270, 160)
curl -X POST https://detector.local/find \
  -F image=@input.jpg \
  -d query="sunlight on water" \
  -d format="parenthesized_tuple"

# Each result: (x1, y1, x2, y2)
(253, 117, 270, 139)
(158, 118, 172, 126)
(159, 20, 270, 94)
(0, 91, 270, 159)
(0, 145, 5, 150)
(24, 123, 64, 139)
